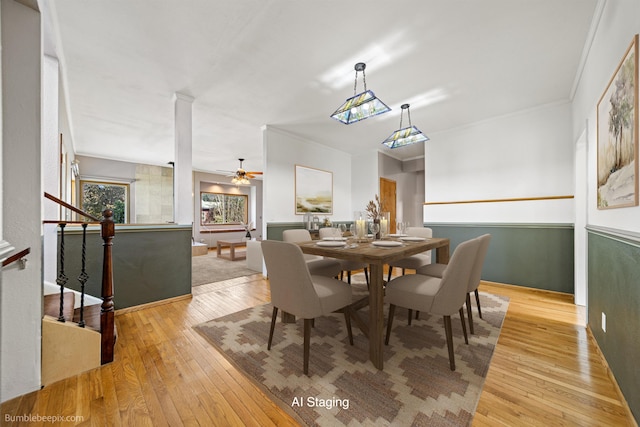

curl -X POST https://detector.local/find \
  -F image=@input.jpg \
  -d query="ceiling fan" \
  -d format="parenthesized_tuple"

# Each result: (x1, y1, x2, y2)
(229, 158, 262, 185)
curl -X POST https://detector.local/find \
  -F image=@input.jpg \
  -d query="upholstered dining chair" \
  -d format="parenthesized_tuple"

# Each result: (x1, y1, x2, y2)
(282, 229, 342, 278)
(319, 227, 369, 286)
(386, 226, 433, 282)
(417, 234, 491, 334)
(261, 240, 354, 375)
(384, 237, 479, 370)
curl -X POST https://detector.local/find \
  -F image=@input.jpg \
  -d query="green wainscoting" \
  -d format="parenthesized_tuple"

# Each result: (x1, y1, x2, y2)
(426, 223, 574, 293)
(266, 222, 352, 241)
(588, 227, 640, 423)
(268, 221, 575, 294)
(59, 224, 192, 309)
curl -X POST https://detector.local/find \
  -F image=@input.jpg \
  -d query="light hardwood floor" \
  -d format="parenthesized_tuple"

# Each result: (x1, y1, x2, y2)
(1, 274, 636, 426)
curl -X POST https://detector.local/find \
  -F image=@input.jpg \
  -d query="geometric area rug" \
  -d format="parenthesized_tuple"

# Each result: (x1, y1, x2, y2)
(194, 280, 508, 426)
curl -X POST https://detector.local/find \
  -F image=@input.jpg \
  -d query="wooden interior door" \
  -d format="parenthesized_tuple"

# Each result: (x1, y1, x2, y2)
(379, 178, 397, 234)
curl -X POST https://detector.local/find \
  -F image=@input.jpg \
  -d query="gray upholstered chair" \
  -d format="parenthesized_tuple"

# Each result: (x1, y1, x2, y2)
(261, 240, 354, 375)
(384, 237, 479, 370)
(418, 234, 491, 334)
(386, 226, 433, 281)
(319, 227, 369, 286)
(282, 229, 342, 278)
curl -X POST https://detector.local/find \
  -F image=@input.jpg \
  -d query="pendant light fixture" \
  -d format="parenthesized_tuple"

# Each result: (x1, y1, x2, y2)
(381, 103, 429, 148)
(330, 62, 391, 124)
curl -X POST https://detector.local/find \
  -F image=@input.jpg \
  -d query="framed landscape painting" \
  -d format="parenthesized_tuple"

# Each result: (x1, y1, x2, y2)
(597, 34, 639, 209)
(295, 165, 333, 214)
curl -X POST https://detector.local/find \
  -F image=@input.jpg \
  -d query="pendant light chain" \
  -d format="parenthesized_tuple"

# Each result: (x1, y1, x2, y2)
(361, 69, 367, 92)
(353, 63, 368, 96)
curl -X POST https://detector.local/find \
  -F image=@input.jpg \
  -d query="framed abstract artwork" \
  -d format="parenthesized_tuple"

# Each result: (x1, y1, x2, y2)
(295, 165, 333, 214)
(597, 34, 639, 209)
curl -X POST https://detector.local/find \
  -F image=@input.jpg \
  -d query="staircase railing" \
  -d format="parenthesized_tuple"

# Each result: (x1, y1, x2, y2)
(44, 192, 116, 364)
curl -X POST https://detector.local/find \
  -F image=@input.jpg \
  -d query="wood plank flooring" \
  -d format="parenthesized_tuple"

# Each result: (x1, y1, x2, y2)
(1, 274, 636, 426)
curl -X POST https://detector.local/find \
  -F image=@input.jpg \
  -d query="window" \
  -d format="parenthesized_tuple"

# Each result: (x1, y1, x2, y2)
(201, 192, 247, 225)
(80, 180, 129, 223)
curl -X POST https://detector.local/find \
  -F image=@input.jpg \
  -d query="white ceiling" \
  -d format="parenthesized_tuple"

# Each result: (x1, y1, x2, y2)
(45, 0, 598, 175)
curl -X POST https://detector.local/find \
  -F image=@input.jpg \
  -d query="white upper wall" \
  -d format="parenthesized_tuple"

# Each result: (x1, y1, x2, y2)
(571, 0, 640, 234)
(424, 102, 575, 223)
(263, 126, 354, 223)
(1, 0, 43, 402)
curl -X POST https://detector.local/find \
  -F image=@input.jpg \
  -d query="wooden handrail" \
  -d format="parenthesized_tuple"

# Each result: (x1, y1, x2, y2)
(44, 192, 100, 222)
(44, 192, 117, 364)
(43, 220, 99, 225)
(2, 247, 30, 267)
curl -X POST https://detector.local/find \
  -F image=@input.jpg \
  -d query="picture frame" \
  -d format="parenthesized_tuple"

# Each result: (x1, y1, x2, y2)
(597, 34, 639, 209)
(295, 165, 333, 214)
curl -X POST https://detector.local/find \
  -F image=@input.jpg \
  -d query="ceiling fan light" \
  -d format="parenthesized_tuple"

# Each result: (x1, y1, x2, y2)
(231, 158, 252, 185)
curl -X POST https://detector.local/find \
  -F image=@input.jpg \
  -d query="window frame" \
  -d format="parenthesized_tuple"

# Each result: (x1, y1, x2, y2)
(200, 191, 248, 226)
(79, 179, 130, 223)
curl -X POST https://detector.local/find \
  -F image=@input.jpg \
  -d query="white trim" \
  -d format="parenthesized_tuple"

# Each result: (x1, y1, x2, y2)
(0, 240, 16, 263)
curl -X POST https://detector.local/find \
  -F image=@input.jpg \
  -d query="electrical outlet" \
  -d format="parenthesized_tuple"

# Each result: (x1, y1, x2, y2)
(602, 312, 606, 333)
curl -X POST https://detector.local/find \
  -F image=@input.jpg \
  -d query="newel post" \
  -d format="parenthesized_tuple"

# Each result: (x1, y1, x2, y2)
(100, 209, 116, 364)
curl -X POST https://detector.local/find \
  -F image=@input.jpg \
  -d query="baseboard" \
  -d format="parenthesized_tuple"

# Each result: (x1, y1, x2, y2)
(115, 294, 192, 316)
(586, 324, 638, 427)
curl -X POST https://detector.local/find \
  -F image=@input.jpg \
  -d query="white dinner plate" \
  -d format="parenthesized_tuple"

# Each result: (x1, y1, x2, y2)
(372, 240, 403, 247)
(322, 237, 347, 241)
(316, 241, 347, 247)
(388, 233, 408, 237)
(400, 236, 426, 242)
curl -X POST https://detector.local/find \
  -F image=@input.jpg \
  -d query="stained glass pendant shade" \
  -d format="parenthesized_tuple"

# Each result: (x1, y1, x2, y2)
(330, 63, 391, 124)
(381, 103, 429, 148)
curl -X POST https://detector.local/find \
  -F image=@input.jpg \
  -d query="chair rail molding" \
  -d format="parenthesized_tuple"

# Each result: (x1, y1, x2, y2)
(586, 225, 640, 247)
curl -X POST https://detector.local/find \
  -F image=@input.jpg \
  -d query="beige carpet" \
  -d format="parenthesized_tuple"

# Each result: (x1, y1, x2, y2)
(191, 251, 259, 286)
(195, 277, 508, 426)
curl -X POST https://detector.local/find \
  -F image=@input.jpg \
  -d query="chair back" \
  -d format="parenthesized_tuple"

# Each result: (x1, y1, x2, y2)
(405, 227, 433, 263)
(283, 229, 319, 262)
(261, 240, 323, 319)
(406, 227, 433, 239)
(319, 227, 341, 239)
(431, 238, 480, 315)
(468, 234, 492, 292)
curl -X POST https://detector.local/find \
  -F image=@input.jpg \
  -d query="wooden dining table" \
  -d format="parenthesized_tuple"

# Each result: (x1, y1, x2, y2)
(297, 236, 450, 370)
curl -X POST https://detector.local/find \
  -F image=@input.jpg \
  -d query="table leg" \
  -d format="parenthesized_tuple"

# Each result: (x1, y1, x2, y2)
(217, 242, 222, 257)
(230, 245, 236, 260)
(368, 263, 384, 370)
(436, 244, 450, 264)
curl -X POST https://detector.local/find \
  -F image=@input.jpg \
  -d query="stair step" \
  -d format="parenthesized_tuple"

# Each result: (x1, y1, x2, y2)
(73, 304, 101, 332)
(44, 292, 75, 322)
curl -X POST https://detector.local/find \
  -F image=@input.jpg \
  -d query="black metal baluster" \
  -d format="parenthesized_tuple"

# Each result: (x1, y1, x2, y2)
(77, 223, 89, 328)
(56, 223, 68, 322)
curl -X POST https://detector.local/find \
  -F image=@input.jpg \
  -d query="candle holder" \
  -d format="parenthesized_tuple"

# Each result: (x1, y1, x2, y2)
(379, 212, 390, 239)
(353, 211, 368, 242)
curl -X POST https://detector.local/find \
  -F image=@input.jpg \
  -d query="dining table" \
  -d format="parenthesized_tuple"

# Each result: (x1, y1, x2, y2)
(297, 235, 450, 370)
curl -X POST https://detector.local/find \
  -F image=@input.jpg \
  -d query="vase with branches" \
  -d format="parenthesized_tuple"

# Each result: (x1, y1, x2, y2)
(365, 194, 386, 220)
(365, 195, 386, 239)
